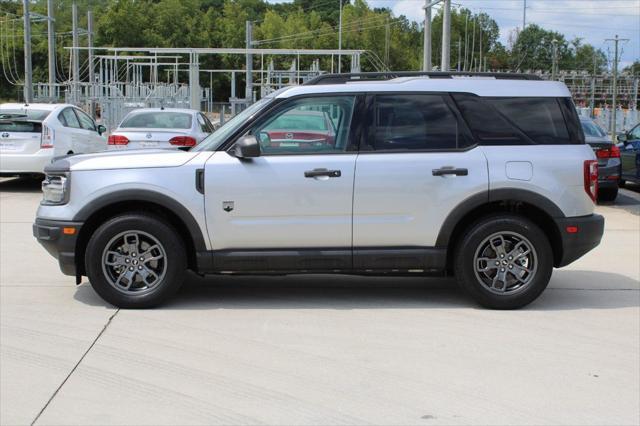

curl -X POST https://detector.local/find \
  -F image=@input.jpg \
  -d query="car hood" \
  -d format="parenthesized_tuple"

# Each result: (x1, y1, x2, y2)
(45, 149, 199, 172)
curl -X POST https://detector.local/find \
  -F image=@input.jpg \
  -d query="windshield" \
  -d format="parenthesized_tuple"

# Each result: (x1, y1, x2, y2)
(120, 111, 192, 129)
(581, 120, 607, 138)
(192, 97, 273, 151)
(0, 108, 51, 121)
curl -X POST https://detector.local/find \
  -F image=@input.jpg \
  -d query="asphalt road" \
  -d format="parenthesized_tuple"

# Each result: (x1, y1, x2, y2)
(1, 177, 639, 426)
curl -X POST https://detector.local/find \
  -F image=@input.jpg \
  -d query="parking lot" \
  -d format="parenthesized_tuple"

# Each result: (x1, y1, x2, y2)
(0, 176, 638, 426)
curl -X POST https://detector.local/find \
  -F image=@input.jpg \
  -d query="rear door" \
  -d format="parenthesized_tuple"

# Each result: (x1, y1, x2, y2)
(58, 107, 84, 153)
(352, 93, 488, 269)
(204, 95, 361, 266)
(0, 118, 42, 155)
(74, 108, 106, 152)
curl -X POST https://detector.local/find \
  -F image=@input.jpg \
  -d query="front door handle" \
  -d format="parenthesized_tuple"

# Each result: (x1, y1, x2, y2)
(432, 167, 468, 177)
(304, 168, 342, 178)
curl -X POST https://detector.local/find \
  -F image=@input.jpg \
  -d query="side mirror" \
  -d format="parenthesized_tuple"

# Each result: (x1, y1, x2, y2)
(97, 124, 107, 136)
(617, 133, 627, 143)
(231, 135, 260, 158)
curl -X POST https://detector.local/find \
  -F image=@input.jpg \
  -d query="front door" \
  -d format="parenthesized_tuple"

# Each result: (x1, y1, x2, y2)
(204, 95, 360, 270)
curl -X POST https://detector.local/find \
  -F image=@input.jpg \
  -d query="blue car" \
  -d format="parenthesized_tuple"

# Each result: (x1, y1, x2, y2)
(618, 123, 640, 186)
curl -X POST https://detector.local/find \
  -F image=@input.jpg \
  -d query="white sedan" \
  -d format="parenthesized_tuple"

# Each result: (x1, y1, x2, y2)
(107, 108, 214, 150)
(0, 103, 107, 177)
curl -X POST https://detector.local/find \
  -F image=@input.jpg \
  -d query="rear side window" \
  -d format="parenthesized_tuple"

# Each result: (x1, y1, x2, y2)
(373, 94, 463, 150)
(59, 108, 81, 129)
(487, 97, 570, 144)
(452, 93, 579, 145)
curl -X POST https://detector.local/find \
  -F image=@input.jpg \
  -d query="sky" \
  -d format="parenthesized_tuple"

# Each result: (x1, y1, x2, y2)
(271, 0, 640, 68)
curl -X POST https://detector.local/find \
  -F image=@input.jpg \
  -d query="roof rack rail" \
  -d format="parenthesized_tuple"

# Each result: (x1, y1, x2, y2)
(304, 71, 542, 85)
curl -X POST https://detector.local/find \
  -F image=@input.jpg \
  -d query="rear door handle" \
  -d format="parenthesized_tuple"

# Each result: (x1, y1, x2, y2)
(304, 168, 342, 178)
(432, 167, 468, 177)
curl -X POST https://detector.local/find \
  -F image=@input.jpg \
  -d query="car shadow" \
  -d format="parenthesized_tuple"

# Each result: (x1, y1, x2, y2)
(73, 270, 639, 312)
(0, 176, 42, 193)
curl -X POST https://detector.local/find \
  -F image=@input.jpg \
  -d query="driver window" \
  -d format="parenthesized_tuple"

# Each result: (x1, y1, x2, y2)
(252, 96, 355, 155)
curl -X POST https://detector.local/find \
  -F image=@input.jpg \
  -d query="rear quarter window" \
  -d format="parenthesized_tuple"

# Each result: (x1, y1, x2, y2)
(452, 94, 583, 145)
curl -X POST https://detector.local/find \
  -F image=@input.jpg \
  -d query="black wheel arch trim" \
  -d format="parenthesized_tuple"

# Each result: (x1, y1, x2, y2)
(435, 188, 566, 247)
(72, 189, 208, 252)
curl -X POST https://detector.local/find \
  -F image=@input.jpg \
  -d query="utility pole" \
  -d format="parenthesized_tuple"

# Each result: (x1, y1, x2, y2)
(338, 0, 342, 73)
(522, 0, 527, 31)
(47, 0, 55, 100)
(441, 0, 451, 71)
(457, 37, 461, 71)
(422, 0, 432, 71)
(22, 0, 33, 103)
(463, 11, 469, 71)
(384, 18, 390, 67)
(245, 20, 253, 102)
(87, 10, 94, 94)
(606, 34, 629, 141)
(590, 53, 597, 117)
(72, 1, 79, 103)
(478, 14, 483, 72)
(551, 39, 558, 81)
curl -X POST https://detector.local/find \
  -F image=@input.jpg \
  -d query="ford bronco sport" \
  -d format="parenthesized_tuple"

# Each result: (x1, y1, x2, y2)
(33, 72, 604, 309)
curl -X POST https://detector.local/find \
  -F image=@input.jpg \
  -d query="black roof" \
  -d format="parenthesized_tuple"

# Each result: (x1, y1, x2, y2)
(304, 71, 542, 85)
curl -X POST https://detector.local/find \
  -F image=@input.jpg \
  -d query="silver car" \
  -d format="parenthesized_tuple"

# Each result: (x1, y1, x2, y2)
(107, 108, 215, 150)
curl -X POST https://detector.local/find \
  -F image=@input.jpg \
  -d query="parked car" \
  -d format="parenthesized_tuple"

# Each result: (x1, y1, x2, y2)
(580, 116, 621, 202)
(34, 72, 604, 310)
(259, 110, 336, 151)
(0, 103, 106, 177)
(107, 108, 214, 150)
(617, 123, 640, 185)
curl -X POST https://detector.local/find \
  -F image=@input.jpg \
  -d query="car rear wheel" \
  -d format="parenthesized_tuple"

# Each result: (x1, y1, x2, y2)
(598, 187, 618, 203)
(85, 213, 186, 308)
(454, 214, 553, 309)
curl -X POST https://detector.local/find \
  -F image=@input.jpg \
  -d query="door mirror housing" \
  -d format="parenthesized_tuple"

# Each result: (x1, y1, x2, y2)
(97, 124, 107, 136)
(231, 135, 260, 158)
(617, 133, 627, 143)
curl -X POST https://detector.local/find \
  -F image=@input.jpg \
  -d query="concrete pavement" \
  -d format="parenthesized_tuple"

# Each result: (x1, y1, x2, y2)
(1, 177, 638, 425)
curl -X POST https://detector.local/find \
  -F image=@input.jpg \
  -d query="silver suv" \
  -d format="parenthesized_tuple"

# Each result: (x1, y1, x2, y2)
(33, 72, 604, 309)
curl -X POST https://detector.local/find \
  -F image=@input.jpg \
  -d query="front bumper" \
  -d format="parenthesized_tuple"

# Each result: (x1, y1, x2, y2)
(0, 149, 54, 175)
(33, 218, 83, 276)
(555, 214, 605, 267)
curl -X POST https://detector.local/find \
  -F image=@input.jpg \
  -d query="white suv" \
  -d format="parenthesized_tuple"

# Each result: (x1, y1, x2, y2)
(33, 73, 604, 309)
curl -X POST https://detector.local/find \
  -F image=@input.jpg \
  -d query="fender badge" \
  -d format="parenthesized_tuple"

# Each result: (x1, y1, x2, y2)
(222, 201, 234, 212)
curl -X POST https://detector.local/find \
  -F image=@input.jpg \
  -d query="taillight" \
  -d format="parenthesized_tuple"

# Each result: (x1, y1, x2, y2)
(595, 145, 620, 159)
(169, 136, 197, 147)
(584, 160, 598, 203)
(108, 135, 129, 145)
(41, 124, 54, 148)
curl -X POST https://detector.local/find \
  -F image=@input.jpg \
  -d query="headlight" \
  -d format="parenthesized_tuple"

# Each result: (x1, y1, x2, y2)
(41, 173, 69, 205)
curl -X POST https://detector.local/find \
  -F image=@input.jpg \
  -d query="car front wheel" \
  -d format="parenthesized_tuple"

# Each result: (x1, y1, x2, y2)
(85, 213, 186, 308)
(454, 214, 553, 309)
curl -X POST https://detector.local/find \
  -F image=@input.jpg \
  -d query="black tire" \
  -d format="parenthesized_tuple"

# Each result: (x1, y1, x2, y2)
(598, 187, 618, 203)
(618, 179, 626, 187)
(453, 214, 553, 309)
(85, 213, 186, 308)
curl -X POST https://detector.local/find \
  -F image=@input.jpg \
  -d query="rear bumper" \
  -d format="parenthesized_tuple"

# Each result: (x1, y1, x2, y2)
(598, 159, 621, 186)
(33, 218, 83, 276)
(555, 214, 604, 267)
(0, 149, 54, 175)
